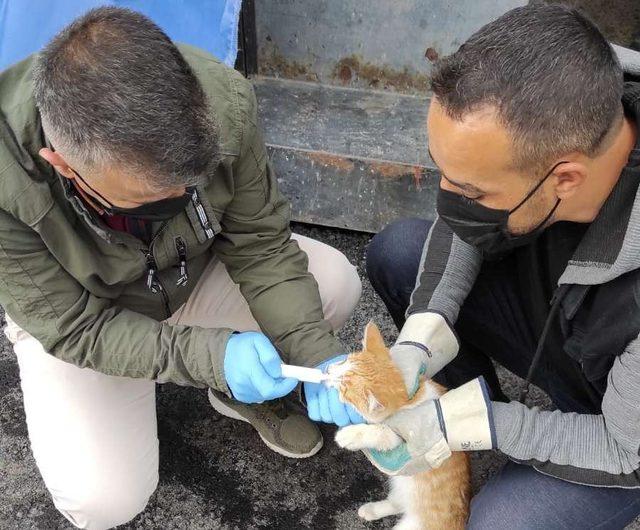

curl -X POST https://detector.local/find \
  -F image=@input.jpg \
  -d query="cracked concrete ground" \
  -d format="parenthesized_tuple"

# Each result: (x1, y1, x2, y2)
(1, 223, 638, 529)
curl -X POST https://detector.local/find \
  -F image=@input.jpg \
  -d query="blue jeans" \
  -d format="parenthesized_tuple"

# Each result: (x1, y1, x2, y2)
(469, 461, 640, 529)
(366, 217, 640, 529)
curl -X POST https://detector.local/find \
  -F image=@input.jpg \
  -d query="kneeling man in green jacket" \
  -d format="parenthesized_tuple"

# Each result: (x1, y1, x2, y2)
(0, 7, 362, 528)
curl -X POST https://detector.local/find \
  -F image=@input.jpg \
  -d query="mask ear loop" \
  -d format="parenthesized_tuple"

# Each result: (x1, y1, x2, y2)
(70, 179, 107, 215)
(70, 168, 115, 212)
(509, 160, 569, 215)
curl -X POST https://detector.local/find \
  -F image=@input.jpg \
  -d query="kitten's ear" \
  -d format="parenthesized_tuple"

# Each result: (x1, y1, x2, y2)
(367, 391, 384, 414)
(363, 322, 387, 352)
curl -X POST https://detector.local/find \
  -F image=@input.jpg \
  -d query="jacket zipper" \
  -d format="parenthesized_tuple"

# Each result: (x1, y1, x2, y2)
(191, 189, 216, 239)
(175, 237, 189, 287)
(142, 221, 171, 318)
(144, 252, 171, 317)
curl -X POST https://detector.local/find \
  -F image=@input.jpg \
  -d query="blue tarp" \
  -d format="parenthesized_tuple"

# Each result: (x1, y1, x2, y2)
(0, 0, 242, 71)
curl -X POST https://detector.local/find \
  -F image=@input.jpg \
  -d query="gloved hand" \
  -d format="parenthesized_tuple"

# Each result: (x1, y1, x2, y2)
(223, 332, 298, 404)
(391, 312, 460, 393)
(304, 355, 365, 427)
(389, 342, 429, 397)
(363, 377, 496, 476)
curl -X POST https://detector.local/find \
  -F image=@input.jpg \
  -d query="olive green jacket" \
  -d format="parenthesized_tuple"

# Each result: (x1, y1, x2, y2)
(0, 43, 343, 392)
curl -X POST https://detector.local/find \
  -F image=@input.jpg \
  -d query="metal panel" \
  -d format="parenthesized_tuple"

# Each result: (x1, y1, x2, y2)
(270, 147, 438, 232)
(252, 1, 529, 231)
(255, 77, 437, 232)
(255, 0, 527, 93)
(254, 77, 430, 165)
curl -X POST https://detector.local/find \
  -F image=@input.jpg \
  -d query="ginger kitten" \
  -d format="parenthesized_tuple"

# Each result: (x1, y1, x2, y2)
(330, 323, 471, 530)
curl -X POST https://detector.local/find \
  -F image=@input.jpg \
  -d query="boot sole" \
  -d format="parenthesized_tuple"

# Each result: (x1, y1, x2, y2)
(208, 390, 323, 459)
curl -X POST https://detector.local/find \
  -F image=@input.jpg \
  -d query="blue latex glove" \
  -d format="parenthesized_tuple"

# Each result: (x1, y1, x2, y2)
(223, 332, 298, 404)
(304, 355, 365, 427)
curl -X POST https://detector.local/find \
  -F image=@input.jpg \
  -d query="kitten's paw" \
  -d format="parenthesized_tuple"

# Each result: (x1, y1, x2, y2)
(374, 426, 403, 451)
(358, 502, 382, 521)
(335, 425, 371, 451)
(335, 424, 402, 451)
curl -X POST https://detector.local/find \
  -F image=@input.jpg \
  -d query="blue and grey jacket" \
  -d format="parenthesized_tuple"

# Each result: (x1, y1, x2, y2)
(400, 46, 640, 488)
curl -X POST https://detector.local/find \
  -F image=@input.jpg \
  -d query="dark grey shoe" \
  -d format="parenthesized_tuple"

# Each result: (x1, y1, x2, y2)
(208, 389, 323, 458)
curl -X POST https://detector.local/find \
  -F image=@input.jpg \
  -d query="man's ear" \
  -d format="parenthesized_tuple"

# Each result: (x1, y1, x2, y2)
(553, 161, 588, 201)
(39, 148, 74, 179)
(362, 322, 387, 353)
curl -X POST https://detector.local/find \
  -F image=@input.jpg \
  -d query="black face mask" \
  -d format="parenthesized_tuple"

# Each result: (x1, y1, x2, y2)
(436, 161, 567, 260)
(71, 169, 192, 222)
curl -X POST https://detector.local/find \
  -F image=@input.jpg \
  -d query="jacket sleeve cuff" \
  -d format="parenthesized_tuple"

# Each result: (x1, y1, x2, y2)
(396, 312, 459, 377)
(298, 336, 345, 368)
(438, 376, 496, 451)
(193, 327, 234, 396)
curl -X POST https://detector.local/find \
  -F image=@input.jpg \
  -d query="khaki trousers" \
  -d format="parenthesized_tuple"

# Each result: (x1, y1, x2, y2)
(7, 234, 361, 529)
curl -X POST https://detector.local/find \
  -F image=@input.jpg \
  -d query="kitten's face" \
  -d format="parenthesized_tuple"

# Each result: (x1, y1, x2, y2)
(328, 323, 410, 423)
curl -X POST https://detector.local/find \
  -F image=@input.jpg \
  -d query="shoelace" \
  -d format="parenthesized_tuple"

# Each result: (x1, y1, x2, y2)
(262, 399, 289, 420)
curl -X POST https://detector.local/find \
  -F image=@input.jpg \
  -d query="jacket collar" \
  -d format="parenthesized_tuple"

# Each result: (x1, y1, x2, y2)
(559, 82, 640, 286)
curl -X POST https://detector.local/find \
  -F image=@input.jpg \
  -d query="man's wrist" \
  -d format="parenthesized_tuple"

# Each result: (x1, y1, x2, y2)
(191, 326, 234, 395)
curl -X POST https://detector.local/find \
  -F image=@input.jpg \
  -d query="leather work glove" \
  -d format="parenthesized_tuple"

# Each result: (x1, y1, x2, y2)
(304, 355, 365, 427)
(391, 312, 460, 392)
(363, 377, 496, 475)
(223, 332, 298, 404)
(389, 342, 430, 396)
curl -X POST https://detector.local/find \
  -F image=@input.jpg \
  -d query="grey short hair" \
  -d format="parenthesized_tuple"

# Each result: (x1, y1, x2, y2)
(32, 6, 220, 189)
(430, 4, 624, 174)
